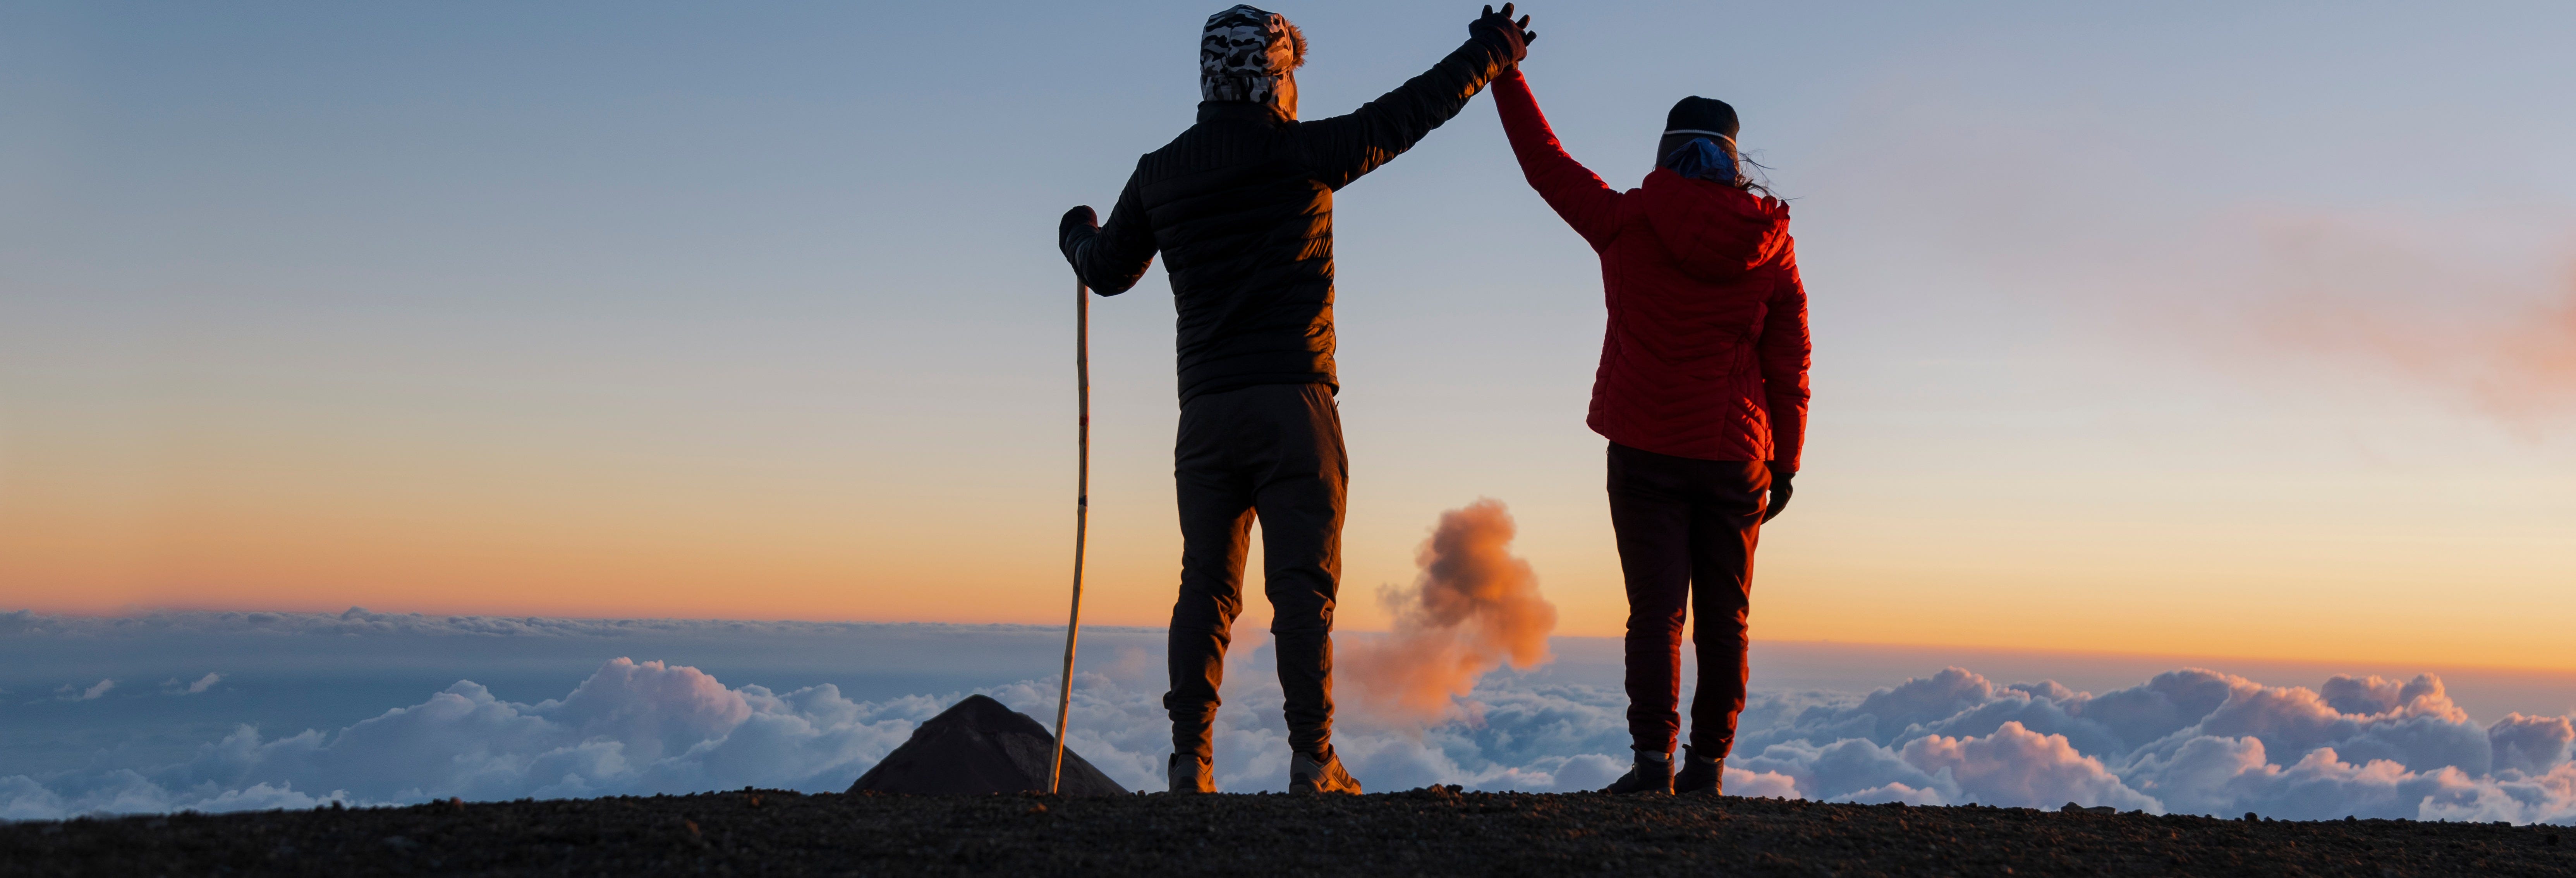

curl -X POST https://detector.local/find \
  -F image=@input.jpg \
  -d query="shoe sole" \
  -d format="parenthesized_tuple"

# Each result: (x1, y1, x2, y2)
(1290, 782, 1362, 795)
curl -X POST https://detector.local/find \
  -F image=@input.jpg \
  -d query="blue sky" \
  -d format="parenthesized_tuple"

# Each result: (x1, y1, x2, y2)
(3, 2, 2573, 666)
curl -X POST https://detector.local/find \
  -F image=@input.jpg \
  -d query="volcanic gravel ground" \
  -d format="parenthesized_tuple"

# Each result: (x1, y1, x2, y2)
(5, 788, 2571, 877)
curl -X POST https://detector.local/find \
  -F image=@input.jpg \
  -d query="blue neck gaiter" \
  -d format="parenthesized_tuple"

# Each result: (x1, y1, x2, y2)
(1662, 137, 1738, 183)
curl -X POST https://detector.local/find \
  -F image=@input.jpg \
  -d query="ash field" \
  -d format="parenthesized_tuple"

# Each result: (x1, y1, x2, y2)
(5, 788, 2572, 877)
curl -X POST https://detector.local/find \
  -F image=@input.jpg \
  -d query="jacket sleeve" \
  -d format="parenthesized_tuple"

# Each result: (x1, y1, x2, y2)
(1295, 34, 1515, 190)
(1491, 69, 1621, 250)
(1060, 168, 1156, 296)
(1760, 240, 1812, 470)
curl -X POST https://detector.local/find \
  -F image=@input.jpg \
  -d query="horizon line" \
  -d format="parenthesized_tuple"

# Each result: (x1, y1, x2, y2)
(14, 605, 2576, 678)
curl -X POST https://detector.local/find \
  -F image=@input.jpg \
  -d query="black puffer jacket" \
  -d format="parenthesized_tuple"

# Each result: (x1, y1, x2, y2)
(1062, 36, 1516, 403)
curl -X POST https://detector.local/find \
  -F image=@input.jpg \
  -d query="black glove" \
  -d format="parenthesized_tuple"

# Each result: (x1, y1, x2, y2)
(1469, 3, 1537, 63)
(1058, 205, 1098, 262)
(1762, 462, 1795, 523)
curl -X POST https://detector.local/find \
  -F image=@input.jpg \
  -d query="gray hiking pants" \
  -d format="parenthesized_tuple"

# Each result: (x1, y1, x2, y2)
(1163, 382, 1346, 762)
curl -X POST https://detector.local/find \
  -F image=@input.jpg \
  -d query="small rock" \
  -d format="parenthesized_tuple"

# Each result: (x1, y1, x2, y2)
(382, 835, 417, 851)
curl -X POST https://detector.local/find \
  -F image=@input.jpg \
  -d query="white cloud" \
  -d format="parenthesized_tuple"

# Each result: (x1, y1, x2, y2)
(161, 673, 222, 695)
(2491, 713, 2576, 777)
(1903, 722, 2160, 812)
(52, 679, 114, 701)
(1728, 667, 2576, 823)
(2, 650, 2572, 825)
(5, 658, 949, 817)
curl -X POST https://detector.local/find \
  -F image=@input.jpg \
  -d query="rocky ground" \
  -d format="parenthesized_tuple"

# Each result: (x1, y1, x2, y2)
(4, 788, 2569, 877)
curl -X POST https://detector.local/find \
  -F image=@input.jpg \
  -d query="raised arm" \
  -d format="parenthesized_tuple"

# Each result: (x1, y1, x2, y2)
(1759, 243, 1812, 472)
(1490, 68, 1620, 249)
(1296, 8, 1530, 190)
(1057, 170, 1156, 296)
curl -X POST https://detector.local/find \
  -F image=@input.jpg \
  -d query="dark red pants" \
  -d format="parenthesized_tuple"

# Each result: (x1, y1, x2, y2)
(1607, 442, 1768, 758)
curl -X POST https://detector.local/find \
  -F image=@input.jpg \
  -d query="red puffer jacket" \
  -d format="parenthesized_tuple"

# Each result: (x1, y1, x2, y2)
(1491, 70, 1809, 468)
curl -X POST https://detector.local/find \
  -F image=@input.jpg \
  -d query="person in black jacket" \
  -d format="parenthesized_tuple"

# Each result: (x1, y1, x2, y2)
(1058, 4, 1535, 795)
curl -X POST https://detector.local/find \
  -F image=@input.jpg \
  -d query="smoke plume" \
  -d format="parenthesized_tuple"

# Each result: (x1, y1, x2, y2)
(1340, 499, 1557, 724)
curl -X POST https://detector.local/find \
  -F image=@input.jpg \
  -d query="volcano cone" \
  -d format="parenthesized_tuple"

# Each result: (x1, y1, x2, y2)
(847, 695, 1129, 796)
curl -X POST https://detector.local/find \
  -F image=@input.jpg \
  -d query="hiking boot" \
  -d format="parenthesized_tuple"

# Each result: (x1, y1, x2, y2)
(1674, 745, 1724, 796)
(1289, 748, 1363, 795)
(1168, 753, 1214, 794)
(1604, 751, 1674, 795)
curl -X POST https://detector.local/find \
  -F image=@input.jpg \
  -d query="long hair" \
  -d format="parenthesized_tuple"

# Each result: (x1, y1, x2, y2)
(1730, 146, 1777, 199)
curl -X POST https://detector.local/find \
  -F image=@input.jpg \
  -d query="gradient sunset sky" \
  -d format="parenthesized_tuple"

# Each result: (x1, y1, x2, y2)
(4, 2, 2571, 670)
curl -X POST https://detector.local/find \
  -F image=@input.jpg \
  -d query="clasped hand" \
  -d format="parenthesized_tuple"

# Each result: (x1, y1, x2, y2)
(1470, 4, 1537, 61)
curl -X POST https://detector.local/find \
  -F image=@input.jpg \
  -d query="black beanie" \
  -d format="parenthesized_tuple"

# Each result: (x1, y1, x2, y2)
(1664, 96, 1740, 143)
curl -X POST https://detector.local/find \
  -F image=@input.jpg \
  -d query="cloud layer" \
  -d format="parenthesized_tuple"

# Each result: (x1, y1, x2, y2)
(1728, 667, 2576, 823)
(2, 658, 941, 820)
(5, 653, 2570, 824)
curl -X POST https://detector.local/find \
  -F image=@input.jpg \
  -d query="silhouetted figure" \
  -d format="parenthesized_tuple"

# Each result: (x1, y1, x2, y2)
(1490, 67, 1810, 796)
(1058, 4, 1535, 795)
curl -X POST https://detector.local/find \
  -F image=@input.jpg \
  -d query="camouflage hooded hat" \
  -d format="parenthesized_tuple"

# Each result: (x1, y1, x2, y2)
(1200, 5, 1306, 106)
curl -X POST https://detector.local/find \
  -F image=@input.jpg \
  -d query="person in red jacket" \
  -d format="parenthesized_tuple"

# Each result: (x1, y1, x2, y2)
(1491, 67, 1810, 796)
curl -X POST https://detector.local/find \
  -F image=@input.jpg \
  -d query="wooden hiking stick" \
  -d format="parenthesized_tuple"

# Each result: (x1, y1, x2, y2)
(1049, 277, 1090, 795)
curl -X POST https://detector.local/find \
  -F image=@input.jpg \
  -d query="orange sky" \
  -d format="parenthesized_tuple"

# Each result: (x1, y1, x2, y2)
(7, 390, 2571, 673)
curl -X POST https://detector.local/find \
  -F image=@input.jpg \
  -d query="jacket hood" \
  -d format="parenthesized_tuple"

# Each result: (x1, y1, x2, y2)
(1637, 167, 1790, 281)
